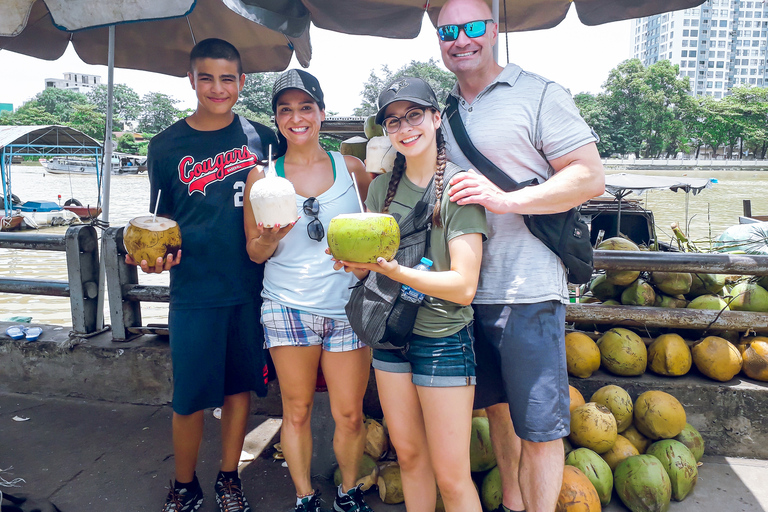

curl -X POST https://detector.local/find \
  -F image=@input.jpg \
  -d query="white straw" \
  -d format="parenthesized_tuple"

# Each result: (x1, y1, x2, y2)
(350, 173, 364, 212)
(267, 145, 274, 177)
(152, 190, 161, 223)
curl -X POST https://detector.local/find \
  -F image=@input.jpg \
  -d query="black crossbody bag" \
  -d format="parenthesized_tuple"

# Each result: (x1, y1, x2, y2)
(443, 92, 593, 285)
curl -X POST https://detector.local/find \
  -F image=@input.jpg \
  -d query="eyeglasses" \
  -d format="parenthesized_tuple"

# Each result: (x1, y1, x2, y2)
(382, 107, 426, 134)
(437, 19, 494, 42)
(303, 197, 324, 242)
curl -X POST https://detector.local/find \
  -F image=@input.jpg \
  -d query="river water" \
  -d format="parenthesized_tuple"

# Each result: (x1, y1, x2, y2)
(1, 164, 767, 327)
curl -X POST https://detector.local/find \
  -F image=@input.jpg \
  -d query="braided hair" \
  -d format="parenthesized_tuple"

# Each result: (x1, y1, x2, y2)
(382, 122, 447, 229)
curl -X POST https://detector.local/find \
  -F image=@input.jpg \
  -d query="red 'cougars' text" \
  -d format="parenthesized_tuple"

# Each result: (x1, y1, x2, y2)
(179, 146, 257, 194)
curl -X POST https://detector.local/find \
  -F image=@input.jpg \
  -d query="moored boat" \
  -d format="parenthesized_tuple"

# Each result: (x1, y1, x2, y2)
(63, 204, 102, 219)
(18, 200, 81, 228)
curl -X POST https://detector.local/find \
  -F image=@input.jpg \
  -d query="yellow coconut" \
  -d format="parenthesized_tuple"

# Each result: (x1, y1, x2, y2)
(633, 391, 687, 440)
(597, 328, 647, 376)
(566, 332, 601, 379)
(123, 215, 181, 265)
(590, 385, 633, 432)
(647, 334, 692, 377)
(569, 386, 586, 414)
(569, 402, 618, 454)
(622, 424, 651, 454)
(691, 336, 743, 382)
(601, 434, 640, 471)
(556, 466, 602, 512)
(742, 340, 768, 381)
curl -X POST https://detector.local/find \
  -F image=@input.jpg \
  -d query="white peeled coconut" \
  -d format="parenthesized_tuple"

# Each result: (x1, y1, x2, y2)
(249, 174, 299, 228)
(366, 136, 397, 174)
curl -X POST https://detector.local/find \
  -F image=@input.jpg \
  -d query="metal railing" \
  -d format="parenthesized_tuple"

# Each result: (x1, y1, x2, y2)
(0, 225, 100, 334)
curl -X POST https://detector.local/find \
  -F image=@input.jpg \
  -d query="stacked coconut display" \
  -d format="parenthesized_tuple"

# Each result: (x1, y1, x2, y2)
(563, 384, 704, 511)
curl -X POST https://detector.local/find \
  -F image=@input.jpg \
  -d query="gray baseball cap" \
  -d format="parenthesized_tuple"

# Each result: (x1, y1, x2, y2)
(375, 77, 440, 126)
(271, 69, 325, 112)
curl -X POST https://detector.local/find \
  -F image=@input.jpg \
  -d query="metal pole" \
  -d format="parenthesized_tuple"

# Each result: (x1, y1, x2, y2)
(492, 0, 499, 63)
(96, 24, 116, 328)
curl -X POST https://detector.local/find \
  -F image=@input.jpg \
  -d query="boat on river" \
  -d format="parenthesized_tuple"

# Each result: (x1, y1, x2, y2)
(17, 200, 81, 228)
(39, 152, 146, 175)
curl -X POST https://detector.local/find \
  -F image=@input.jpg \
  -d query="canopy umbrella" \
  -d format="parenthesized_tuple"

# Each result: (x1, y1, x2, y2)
(0, 0, 313, 329)
(604, 173, 714, 237)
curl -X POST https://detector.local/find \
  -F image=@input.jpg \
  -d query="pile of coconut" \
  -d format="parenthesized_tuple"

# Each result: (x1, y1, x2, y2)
(562, 385, 704, 511)
(565, 327, 768, 383)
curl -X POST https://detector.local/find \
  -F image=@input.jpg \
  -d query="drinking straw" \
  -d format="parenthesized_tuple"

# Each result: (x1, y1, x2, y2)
(267, 145, 274, 177)
(152, 190, 161, 223)
(350, 173, 364, 212)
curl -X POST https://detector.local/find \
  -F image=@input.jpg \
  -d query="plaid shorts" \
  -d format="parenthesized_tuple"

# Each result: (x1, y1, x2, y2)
(261, 299, 364, 353)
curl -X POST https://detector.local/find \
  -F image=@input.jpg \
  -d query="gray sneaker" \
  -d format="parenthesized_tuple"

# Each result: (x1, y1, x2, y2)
(333, 485, 373, 512)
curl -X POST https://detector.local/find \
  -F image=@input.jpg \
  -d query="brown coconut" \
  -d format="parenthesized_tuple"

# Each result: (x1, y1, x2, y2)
(364, 418, 388, 460)
(692, 336, 743, 382)
(601, 434, 640, 471)
(569, 386, 586, 414)
(377, 462, 404, 504)
(622, 424, 651, 454)
(556, 466, 602, 512)
(569, 402, 618, 454)
(566, 332, 601, 379)
(333, 453, 379, 492)
(123, 215, 181, 265)
(590, 385, 633, 432)
(742, 340, 768, 381)
(647, 333, 692, 377)
(633, 391, 687, 440)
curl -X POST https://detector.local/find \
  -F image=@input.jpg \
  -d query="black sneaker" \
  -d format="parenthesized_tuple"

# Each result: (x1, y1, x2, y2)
(333, 485, 373, 512)
(295, 490, 323, 512)
(161, 481, 204, 511)
(215, 474, 251, 512)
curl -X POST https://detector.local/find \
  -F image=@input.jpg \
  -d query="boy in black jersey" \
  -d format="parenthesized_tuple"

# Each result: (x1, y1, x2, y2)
(126, 38, 277, 512)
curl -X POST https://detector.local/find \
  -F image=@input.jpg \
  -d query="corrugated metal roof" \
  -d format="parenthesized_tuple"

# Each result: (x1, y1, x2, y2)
(0, 125, 101, 154)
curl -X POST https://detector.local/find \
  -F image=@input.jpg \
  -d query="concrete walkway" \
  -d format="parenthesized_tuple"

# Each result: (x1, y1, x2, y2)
(1, 392, 767, 512)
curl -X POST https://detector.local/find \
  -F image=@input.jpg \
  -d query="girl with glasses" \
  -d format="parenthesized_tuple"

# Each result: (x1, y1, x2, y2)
(243, 69, 373, 512)
(334, 77, 486, 512)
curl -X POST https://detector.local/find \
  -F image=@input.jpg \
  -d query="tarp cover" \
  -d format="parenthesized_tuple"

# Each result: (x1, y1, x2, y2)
(605, 173, 714, 198)
(714, 222, 768, 255)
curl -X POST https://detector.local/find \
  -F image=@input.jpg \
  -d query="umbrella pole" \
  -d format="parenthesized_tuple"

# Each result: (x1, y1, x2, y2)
(96, 24, 115, 329)
(685, 191, 690, 233)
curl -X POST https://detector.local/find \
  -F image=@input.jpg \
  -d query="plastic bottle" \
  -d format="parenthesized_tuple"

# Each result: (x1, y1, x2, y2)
(400, 257, 433, 304)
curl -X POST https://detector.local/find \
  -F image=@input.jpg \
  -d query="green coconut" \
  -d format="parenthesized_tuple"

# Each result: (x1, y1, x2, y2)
(333, 453, 379, 491)
(614, 455, 672, 512)
(589, 274, 623, 302)
(469, 416, 497, 472)
(645, 440, 698, 501)
(327, 213, 400, 263)
(598, 237, 641, 285)
(687, 273, 726, 298)
(673, 423, 705, 463)
(728, 282, 768, 312)
(591, 385, 633, 432)
(602, 299, 621, 306)
(565, 448, 614, 506)
(687, 294, 730, 311)
(650, 272, 693, 296)
(757, 275, 768, 291)
(621, 278, 656, 306)
(480, 466, 502, 512)
(597, 328, 647, 376)
(364, 114, 384, 139)
(339, 136, 368, 161)
(654, 293, 689, 308)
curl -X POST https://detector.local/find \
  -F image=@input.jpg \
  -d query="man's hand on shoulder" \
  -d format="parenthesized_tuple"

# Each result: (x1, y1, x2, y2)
(448, 169, 514, 214)
(124, 251, 182, 274)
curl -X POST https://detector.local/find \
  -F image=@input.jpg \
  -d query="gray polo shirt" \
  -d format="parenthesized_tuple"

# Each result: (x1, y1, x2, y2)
(442, 63, 597, 304)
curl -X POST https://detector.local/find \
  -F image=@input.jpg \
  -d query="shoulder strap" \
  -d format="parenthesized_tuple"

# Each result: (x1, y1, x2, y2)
(444, 95, 538, 192)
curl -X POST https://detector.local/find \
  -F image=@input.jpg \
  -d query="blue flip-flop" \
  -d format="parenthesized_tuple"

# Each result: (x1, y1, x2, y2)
(24, 327, 43, 342)
(5, 325, 25, 340)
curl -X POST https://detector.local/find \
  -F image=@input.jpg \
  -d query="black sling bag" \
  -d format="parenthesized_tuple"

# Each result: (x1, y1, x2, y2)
(444, 92, 593, 284)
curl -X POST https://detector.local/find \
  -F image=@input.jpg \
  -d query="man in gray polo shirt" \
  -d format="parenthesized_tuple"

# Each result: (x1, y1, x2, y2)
(437, 0, 605, 511)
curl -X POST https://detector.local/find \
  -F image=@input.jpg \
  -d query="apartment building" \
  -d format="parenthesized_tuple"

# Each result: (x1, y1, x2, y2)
(631, 0, 767, 98)
(44, 72, 102, 93)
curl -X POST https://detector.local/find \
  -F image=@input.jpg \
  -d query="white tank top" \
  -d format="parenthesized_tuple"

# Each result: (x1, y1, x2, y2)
(262, 151, 361, 319)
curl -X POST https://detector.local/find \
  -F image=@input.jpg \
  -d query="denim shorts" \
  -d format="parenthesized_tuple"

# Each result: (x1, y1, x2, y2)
(473, 301, 570, 443)
(372, 323, 476, 387)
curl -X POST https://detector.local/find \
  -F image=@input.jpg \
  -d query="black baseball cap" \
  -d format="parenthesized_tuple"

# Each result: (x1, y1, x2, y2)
(271, 69, 325, 112)
(375, 77, 440, 126)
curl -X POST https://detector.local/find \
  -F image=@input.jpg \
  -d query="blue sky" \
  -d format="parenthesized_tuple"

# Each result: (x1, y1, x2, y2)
(0, 10, 632, 116)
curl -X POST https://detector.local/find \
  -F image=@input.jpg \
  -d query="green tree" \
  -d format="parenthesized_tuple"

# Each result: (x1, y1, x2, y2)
(87, 84, 141, 122)
(727, 85, 768, 159)
(640, 60, 692, 157)
(66, 103, 106, 140)
(31, 88, 90, 123)
(138, 92, 180, 134)
(239, 72, 280, 121)
(601, 59, 646, 157)
(117, 133, 140, 154)
(354, 58, 456, 116)
(574, 92, 615, 157)
(0, 104, 57, 126)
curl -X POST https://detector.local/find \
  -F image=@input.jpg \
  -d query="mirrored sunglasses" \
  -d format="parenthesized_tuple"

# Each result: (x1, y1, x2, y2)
(437, 19, 494, 42)
(382, 108, 426, 134)
(303, 197, 324, 242)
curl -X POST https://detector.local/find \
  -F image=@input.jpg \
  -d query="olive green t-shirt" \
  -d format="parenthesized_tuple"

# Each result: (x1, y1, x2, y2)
(365, 167, 487, 337)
